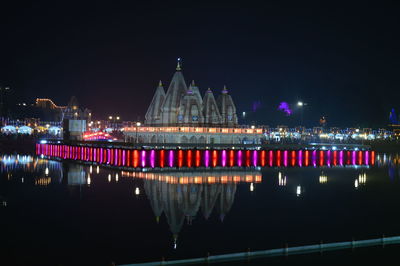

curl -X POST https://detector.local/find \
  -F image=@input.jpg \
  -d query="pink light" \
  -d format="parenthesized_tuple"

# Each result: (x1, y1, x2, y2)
(237, 150, 243, 167)
(327, 150, 331, 167)
(298, 150, 303, 167)
(141, 150, 146, 167)
(253, 150, 258, 167)
(352, 151, 356, 165)
(269, 150, 273, 167)
(169, 150, 174, 167)
(339, 150, 343, 166)
(204, 150, 210, 167)
(312, 150, 317, 167)
(150, 150, 156, 168)
(283, 150, 288, 167)
(365, 151, 369, 166)
(221, 150, 227, 167)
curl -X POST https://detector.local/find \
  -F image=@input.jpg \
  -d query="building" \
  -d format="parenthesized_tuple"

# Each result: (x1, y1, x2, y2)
(145, 61, 238, 127)
(124, 62, 263, 144)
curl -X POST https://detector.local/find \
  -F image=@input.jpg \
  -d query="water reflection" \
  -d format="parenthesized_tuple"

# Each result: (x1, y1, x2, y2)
(2, 153, 400, 250)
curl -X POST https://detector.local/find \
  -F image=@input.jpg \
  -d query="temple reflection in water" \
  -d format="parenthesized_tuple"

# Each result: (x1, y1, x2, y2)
(123, 170, 261, 245)
(1, 153, 400, 247)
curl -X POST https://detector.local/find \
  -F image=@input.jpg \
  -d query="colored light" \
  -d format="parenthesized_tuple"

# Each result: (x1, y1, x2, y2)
(212, 150, 218, 167)
(253, 150, 258, 167)
(298, 150, 303, 167)
(195, 150, 201, 167)
(169, 150, 174, 167)
(283, 150, 288, 167)
(160, 150, 165, 168)
(178, 150, 183, 167)
(150, 150, 156, 168)
(237, 150, 242, 167)
(141, 150, 146, 167)
(187, 150, 192, 167)
(221, 150, 227, 167)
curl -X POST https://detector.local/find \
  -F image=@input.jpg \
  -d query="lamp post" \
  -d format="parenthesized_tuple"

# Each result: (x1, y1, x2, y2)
(136, 122, 141, 143)
(297, 101, 307, 127)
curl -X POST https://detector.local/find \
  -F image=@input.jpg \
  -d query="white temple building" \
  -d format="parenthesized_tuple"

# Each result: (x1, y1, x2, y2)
(145, 61, 238, 127)
(124, 61, 263, 144)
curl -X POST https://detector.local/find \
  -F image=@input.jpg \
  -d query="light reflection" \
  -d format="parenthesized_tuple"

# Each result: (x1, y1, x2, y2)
(296, 185, 301, 196)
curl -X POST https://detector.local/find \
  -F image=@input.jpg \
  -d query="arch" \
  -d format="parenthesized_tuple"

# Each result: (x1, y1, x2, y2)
(189, 136, 197, 144)
(198, 136, 206, 144)
(181, 136, 188, 143)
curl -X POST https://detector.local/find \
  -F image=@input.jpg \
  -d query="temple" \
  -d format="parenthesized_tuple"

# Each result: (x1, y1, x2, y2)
(145, 60, 238, 127)
(124, 61, 262, 144)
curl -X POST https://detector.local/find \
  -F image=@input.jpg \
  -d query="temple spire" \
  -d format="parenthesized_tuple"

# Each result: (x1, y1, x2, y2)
(176, 58, 182, 71)
(158, 80, 163, 87)
(222, 85, 228, 94)
(191, 80, 195, 86)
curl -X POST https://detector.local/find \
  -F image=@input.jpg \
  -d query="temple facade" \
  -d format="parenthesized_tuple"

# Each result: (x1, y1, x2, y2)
(145, 62, 238, 127)
(124, 62, 263, 144)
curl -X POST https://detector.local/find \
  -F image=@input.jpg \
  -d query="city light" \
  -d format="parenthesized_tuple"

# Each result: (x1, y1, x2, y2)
(297, 101, 303, 106)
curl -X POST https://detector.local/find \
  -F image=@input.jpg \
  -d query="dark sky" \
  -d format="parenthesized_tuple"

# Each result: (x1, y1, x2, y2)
(1, 2, 400, 127)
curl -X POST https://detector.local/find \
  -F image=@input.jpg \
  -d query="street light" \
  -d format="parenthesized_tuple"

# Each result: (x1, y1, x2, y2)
(136, 122, 141, 143)
(297, 101, 307, 126)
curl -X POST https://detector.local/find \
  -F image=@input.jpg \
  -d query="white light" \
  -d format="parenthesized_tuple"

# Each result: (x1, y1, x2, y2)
(45, 167, 49, 175)
(135, 187, 140, 195)
(296, 186, 301, 196)
(39, 140, 47, 144)
(115, 173, 119, 182)
(87, 175, 91, 185)
(354, 179, 359, 188)
(96, 166, 100, 174)
(108, 174, 111, 182)
(21, 177, 24, 183)
(297, 101, 303, 107)
(250, 183, 254, 192)
(332, 146, 337, 150)
(89, 165, 93, 174)
(136, 122, 141, 127)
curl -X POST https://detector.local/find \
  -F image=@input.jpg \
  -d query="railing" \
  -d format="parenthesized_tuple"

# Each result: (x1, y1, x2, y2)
(118, 235, 399, 266)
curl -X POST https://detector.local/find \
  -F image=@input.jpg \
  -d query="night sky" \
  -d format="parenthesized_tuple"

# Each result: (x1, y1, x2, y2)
(1, 2, 400, 127)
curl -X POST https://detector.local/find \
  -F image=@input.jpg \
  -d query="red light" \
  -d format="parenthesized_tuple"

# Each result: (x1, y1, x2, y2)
(133, 150, 139, 167)
(319, 150, 324, 166)
(212, 150, 218, 167)
(195, 150, 201, 167)
(276, 150, 281, 167)
(178, 149, 183, 167)
(187, 150, 192, 167)
(229, 150, 235, 167)
(291, 150, 296, 166)
(160, 150, 165, 168)
(245, 150, 251, 167)
(260, 150, 266, 167)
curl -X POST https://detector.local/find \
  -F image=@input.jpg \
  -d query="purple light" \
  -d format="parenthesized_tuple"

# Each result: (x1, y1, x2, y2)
(205, 150, 210, 167)
(284, 150, 288, 167)
(339, 151, 343, 165)
(312, 150, 317, 167)
(352, 151, 356, 165)
(150, 150, 156, 168)
(278, 102, 292, 116)
(365, 151, 369, 166)
(122, 150, 126, 166)
(141, 150, 146, 167)
(253, 150, 258, 167)
(221, 150, 227, 167)
(169, 150, 174, 167)
(298, 150, 303, 167)
(327, 150, 331, 167)
(238, 150, 243, 167)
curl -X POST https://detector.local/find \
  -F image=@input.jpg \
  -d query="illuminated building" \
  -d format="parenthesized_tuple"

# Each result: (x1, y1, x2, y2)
(126, 61, 260, 144)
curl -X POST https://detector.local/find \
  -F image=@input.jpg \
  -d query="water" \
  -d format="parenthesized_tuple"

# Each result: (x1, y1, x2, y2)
(0, 153, 399, 265)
